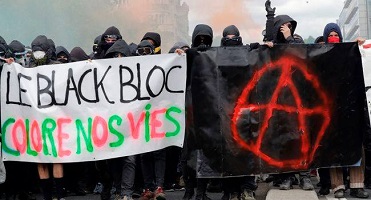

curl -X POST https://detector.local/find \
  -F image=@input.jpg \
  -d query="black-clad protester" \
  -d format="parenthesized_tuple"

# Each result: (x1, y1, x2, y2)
(56, 46, 71, 63)
(29, 35, 65, 200)
(141, 32, 161, 54)
(102, 39, 137, 200)
(175, 24, 214, 200)
(70, 47, 90, 62)
(8, 40, 29, 67)
(93, 26, 122, 59)
(136, 39, 167, 200)
(219, 25, 258, 200)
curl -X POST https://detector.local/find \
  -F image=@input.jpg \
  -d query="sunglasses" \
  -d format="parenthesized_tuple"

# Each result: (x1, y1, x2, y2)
(104, 35, 118, 40)
(136, 47, 153, 55)
(14, 51, 27, 59)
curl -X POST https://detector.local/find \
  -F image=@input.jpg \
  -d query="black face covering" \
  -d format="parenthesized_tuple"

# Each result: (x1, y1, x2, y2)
(102, 42, 114, 51)
(222, 36, 243, 46)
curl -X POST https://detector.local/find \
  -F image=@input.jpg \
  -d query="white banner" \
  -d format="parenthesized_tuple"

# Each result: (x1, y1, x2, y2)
(360, 40, 371, 123)
(1, 54, 186, 163)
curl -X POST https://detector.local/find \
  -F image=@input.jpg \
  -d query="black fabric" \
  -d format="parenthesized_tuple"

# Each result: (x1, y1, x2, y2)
(323, 23, 343, 43)
(137, 40, 154, 50)
(141, 32, 161, 47)
(315, 36, 324, 44)
(128, 42, 138, 56)
(70, 47, 89, 62)
(273, 15, 299, 44)
(223, 25, 240, 37)
(104, 39, 131, 58)
(56, 46, 71, 62)
(31, 35, 50, 52)
(0, 35, 7, 45)
(102, 26, 122, 40)
(47, 38, 57, 60)
(169, 42, 190, 53)
(191, 24, 213, 48)
(188, 43, 366, 176)
(8, 40, 25, 53)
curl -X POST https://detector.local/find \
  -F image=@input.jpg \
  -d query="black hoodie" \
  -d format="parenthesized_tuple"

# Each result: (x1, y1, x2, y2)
(273, 15, 303, 44)
(70, 47, 90, 62)
(9, 40, 25, 54)
(94, 26, 122, 59)
(191, 24, 213, 48)
(29, 35, 56, 67)
(323, 23, 343, 43)
(56, 46, 71, 63)
(105, 39, 131, 58)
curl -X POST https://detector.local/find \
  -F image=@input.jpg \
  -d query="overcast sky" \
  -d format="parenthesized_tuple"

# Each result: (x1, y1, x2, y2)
(185, 0, 344, 43)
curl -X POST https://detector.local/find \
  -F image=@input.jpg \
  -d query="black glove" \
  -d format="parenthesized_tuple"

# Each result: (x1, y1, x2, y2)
(197, 44, 209, 52)
(249, 42, 260, 50)
(265, 0, 276, 16)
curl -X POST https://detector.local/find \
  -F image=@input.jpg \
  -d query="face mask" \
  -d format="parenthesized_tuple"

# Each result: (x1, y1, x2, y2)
(102, 42, 114, 51)
(328, 36, 340, 43)
(33, 51, 46, 59)
(222, 36, 243, 46)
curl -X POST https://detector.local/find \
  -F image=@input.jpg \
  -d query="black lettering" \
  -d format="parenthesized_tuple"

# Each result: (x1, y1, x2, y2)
(78, 69, 97, 103)
(137, 63, 150, 101)
(119, 65, 137, 103)
(58, 68, 81, 106)
(37, 72, 56, 109)
(6, 72, 31, 107)
(166, 65, 184, 93)
(94, 66, 114, 104)
(146, 65, 165, 97)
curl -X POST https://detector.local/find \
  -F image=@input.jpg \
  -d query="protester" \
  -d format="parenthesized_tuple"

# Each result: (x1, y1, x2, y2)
(93, 26, 122, 59)
(141, 32, 161, 54)
(8, 40, 29, 67)
(323, 22, 368, 199)
(70, 46, 90, 62)
(56, 46, 71, 63)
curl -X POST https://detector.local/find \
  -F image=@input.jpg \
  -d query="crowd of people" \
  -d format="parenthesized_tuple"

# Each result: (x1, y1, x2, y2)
(0, 1, 371, 200)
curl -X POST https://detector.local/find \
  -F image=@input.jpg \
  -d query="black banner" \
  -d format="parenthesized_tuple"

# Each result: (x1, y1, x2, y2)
(189, 43, 367, 176)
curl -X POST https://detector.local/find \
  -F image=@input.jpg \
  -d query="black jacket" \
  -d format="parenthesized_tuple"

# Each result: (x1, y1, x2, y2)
(273, 15, 303, 44)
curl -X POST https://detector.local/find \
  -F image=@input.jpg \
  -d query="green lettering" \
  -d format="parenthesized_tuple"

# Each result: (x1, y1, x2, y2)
(165, 106, 182, 137)
(145, 104, 151, 142)
(76, 118, 93, 154)
(25, 119, 37, 156)
(108, 115, 124, 147)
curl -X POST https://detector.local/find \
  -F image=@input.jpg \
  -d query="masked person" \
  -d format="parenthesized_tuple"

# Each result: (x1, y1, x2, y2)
(135, 40, 166, 200)
(272, 15, 304, 44)
(56, 46, 71, 63)
(136, 40, 155, 56)
(29, 35, 60, 68)
(221, 25, 243, 47)
(323, 22, 368, 199)
(94, 26, 122, 59)
(28, 35, 65, 200)
(8, 40, 29, 68)
(141, 32, 161, 54)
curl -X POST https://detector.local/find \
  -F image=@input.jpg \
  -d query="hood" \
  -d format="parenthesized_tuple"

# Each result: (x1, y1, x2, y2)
(223, 25, 240, 37)
(273, 15, 297, 43)
(105, 39, 131, 58)
(56, 46, 71, 61)
(101, 26, 122, 42)
(168, 42, 190, 53)
(323, 23, 343, 43)
(191, 24, 213, 48)
(70, 47, 90, 62)
(129, 43, 138, 56)
(9, 40, 25, 53)
(141, 32, 161, 47)
(31, 35, 50, 52)
(0, 36, 7, 46)
(137, 40, 154, 50)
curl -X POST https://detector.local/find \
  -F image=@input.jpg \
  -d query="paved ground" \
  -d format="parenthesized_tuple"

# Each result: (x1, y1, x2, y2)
(2, 177, 371, 200)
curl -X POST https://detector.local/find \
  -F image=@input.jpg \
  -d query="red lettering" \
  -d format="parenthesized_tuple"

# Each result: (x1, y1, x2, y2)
(57, 118, 72, 157)
(12, 119, 27, 154)
(150, 109, 166, 139)
(127, 112, 145, 139)
(30, 120, 42, 152)
(92, 116, 108, 147)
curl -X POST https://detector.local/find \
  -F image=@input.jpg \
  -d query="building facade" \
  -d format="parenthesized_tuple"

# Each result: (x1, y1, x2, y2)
(338, 0, 371, 41)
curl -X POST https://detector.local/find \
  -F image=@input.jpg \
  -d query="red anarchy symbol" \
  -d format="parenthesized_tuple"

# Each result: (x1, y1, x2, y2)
(231, 56, 331, 169)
